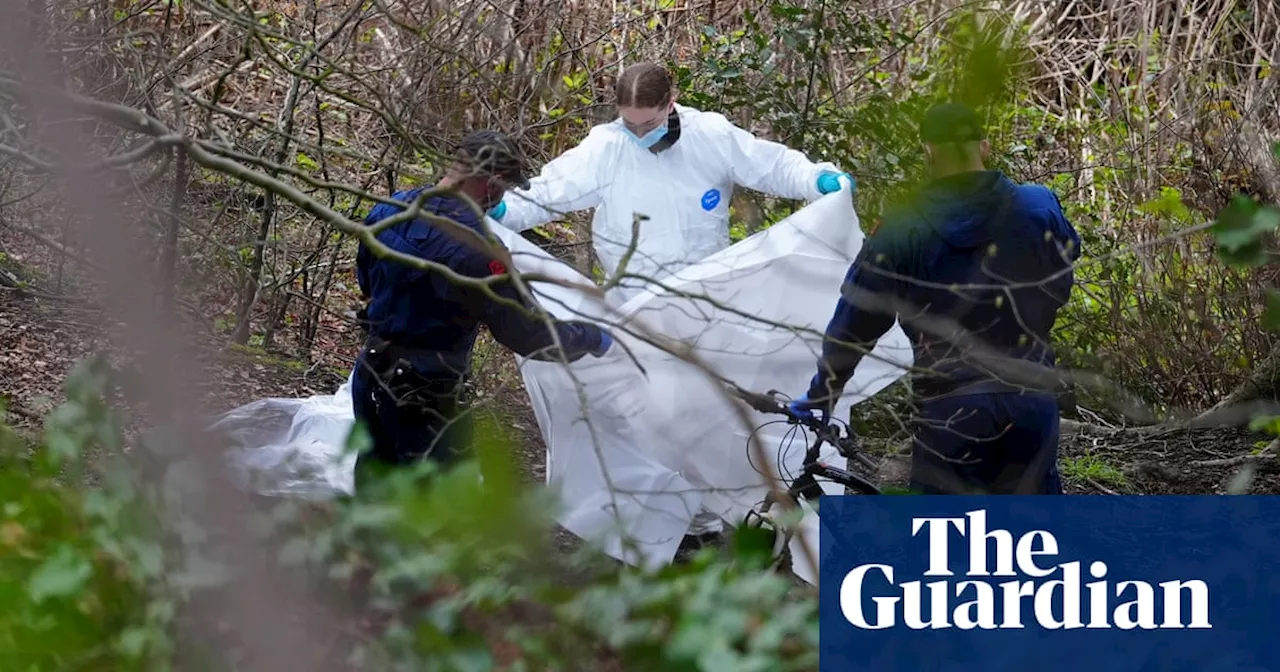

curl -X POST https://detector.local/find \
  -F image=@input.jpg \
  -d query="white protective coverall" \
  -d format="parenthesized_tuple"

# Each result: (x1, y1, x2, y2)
(497, 103, 842, 299)
(496, 103, 844, 537)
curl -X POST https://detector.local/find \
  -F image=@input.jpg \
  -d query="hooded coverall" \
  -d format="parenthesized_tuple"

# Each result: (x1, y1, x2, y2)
(353, 186, 610, 491)
(494, 103, 844, 302)
(495, 103, 847, 539)
(807, 170, 1081, 494)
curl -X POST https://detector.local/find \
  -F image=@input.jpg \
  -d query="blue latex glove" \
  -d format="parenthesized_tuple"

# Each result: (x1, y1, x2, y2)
(592, 330, 614, 357)
(787, 392, 829, 424)
(488, 200, 507, 221)
(816, 171, 855, 195)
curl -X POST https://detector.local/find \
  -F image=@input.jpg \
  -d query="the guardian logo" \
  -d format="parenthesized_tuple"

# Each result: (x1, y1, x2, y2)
(840, 509, 1212, 631)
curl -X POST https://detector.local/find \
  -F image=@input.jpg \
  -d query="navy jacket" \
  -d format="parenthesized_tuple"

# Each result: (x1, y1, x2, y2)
(355, 186, 606, 378)
(808, 170, 1081, 401)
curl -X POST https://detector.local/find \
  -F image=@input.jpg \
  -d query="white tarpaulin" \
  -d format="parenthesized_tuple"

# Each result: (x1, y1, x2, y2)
(215, 190, 914, 585)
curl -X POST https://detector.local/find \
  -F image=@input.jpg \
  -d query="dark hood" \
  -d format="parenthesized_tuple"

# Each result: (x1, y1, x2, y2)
(915, 170, 1017, 249)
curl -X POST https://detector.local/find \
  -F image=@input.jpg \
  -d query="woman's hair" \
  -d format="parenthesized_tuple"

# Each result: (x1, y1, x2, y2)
(615, 63, 673, 109)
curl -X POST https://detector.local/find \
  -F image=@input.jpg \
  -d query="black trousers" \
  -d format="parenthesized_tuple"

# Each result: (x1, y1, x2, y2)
(349, 343, 472, 495)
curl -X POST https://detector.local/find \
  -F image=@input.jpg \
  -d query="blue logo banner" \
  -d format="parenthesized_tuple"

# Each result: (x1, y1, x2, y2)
(818, 496, 1280, 671)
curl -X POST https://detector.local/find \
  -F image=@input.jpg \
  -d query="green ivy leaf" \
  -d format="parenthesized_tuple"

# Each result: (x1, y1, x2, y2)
(27, 544, 94, 603)
(729, 525, 776, 569)
(768, 4, 806, 20)
(1212, 197, 1280, 267)
(1137, 186, 1190, 220)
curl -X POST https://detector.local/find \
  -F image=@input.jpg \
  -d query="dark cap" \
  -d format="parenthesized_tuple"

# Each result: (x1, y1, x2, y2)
(455, 130, 530, 190)
(919, 103, 986, 144)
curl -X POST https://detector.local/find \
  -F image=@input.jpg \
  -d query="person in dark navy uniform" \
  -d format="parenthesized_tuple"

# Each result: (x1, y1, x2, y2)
(353, 130, 614, 493)
(791, 103, 1081, 495)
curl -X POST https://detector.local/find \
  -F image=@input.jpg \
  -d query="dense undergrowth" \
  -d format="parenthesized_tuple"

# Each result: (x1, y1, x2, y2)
(2, 0, 1279, 669)
(0, 358, 816, 670)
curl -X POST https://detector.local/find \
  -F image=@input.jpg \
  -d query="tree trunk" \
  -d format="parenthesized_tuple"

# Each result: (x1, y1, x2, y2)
(260, 285, 292, 350)
(229, 198, 273, 345)
(303, 237, 343, 360)
(229, 68, 308, 345)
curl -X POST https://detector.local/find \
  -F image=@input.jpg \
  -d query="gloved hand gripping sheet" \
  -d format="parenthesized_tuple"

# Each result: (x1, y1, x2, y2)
(214, 190, 914, 585)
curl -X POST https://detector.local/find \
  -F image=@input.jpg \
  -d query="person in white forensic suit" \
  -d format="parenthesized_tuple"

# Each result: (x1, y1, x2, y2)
(488, 61, 855, 557)
(489, 62, 853, 302)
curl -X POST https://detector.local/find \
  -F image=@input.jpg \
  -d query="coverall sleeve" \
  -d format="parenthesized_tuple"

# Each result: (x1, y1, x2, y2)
(498, 126, 612, 233)
(706, 112, 837, 203)
(806, 236, 902, 404)
(473, 259, 606, 362)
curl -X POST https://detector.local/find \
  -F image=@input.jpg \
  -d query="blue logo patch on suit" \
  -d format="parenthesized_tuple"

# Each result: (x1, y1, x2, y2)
(700, 188, 721, 211)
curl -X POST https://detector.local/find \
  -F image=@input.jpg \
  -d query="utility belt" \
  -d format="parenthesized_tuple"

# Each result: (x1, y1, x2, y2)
(359, 335, 469, 408)
(914, 378, 1067, 404)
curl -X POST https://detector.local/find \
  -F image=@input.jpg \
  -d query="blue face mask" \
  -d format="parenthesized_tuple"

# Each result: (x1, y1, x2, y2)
(624, 123, 668, 150)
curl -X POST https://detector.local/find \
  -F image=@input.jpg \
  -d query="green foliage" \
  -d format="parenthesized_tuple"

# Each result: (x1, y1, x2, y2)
(560, 559, 818, 672)
(1059, 453, 1129, 490)
(674, 2, 1031, 232)
(2, 357, 819, 671)
(1248, 414, 1280, 437)
(18, 5, 1280, 667)
(932, 10, 1029, 112)
(296, 151, 320, 171)
(1212, 195, 1280, 268)
(1044, 125, 1275, 414)
(1263, 291, 1280, 332)
(319, 416, 820, 670)
(0, 356, 174, 671)
(673, 0, 921, 223)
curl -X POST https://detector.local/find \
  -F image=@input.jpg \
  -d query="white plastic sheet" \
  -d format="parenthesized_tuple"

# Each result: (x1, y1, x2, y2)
(502, 190, 913, 583)
(217, 190, 914, 585)
(213, 372, 358, 499)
